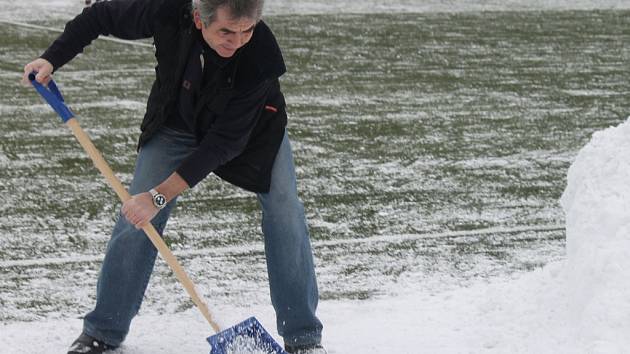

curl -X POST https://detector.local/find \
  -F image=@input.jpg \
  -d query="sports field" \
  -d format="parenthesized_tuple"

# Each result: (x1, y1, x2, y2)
(1, 1, 629, 352)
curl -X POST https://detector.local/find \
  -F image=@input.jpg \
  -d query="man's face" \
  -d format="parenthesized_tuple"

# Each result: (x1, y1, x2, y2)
(194, 6, 257, 58)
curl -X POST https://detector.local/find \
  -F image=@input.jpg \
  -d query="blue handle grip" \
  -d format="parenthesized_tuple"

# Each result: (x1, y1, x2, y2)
(29, 72, 75, 123)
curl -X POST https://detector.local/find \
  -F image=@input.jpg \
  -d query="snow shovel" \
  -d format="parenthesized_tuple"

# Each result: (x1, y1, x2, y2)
(28, 73, 287, 354)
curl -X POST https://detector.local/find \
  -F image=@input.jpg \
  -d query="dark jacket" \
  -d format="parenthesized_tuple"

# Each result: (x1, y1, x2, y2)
(41, 0, 288, 192)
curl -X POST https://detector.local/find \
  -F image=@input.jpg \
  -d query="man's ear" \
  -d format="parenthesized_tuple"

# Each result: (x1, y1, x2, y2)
(193, 9, 203, 30)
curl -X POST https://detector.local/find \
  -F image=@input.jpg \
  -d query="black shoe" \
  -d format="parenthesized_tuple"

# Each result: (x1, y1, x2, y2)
(285, 343, 327, 354)
(67, 333, 115, 354)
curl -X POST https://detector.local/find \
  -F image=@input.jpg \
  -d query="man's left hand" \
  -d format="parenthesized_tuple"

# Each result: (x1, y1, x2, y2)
(121, 192, 159, 229)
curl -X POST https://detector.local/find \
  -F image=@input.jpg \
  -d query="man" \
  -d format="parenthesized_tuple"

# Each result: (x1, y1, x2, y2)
(22, 0, 325, 353)
(84, 0, 104, 7)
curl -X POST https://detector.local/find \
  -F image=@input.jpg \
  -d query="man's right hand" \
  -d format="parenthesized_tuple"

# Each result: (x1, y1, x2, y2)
(22, 58, 53, 86)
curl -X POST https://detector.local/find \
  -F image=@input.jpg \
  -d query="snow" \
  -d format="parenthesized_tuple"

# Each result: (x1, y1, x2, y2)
(225, 335, 276, 354)
(1, 0, 630, 22)
(2, 0, 629, 352)
(3, 118, 630, 353)
(263, 0, 630, 15)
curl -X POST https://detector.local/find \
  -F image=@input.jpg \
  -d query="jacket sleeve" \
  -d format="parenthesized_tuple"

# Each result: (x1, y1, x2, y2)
(41, 0, 159, 71)
(176, 80, 272, 188)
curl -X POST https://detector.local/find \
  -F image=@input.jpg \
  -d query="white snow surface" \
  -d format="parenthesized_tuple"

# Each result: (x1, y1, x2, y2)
(3, 0, 630, 352)
(3, 119, 630, 353)
(0, 0, 630, 22)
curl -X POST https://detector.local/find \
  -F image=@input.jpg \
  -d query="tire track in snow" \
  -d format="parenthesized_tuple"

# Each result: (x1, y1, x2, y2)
(0, 223, 564, 268)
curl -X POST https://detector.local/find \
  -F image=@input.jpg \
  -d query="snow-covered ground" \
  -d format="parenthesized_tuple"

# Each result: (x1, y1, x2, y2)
(3, 118, 630, 353)
(1, 0, 630, 23)
(2, 1, 630, 353)
(266, 0, 630, 15)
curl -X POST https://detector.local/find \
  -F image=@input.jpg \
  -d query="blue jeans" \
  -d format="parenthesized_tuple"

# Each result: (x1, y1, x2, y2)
(83, 127, 323, 347)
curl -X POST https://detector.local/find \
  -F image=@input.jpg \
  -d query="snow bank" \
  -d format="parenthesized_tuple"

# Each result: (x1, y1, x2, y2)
(559, 118, 630, 351)
(473, 117, 630, 353)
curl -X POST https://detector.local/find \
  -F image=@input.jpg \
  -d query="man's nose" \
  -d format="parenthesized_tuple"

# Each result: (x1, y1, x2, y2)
(229, 33, 245, 47)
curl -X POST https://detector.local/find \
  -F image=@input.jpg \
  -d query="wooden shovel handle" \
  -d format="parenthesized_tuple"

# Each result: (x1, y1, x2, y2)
(66, 118, 221, 333)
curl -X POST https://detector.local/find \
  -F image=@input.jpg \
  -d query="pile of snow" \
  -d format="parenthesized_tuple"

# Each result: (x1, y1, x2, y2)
(558, 118, 630, 350)
(470, 118, 630, 353)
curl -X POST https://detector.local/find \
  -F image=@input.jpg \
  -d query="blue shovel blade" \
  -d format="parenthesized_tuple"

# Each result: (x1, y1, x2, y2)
(207, 316, 287, 354)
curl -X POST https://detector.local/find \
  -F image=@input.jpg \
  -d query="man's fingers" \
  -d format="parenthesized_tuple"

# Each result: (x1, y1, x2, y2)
(36, 71, 51, 84)
(121, 203, 129, 216)
(132, 215, 149, 229)
(136, 219, 149, 229)
(131, 217, 144, 229)
(121, 195, 155, 229)
(21, 64, 35, 86)
(124, 209, 149, 229)
(121, 205, 137, 225)
(21, 58, 53, 86)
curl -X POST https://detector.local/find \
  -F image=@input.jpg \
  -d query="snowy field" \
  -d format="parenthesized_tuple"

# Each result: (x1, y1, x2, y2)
(1, 0, 630, 353)
(1, 0, 630, 19)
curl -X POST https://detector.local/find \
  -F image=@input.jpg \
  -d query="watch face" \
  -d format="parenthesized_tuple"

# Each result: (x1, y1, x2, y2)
(154, 194, 166, 207)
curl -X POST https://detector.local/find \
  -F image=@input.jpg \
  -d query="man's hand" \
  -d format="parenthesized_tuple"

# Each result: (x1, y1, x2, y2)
(121, 173, 188, 229)
(121, 192, 159, 229)
(22, 58, 53, 86)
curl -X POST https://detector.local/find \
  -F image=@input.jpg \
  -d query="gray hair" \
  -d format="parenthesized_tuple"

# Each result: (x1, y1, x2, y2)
(191, 0, 264, 26)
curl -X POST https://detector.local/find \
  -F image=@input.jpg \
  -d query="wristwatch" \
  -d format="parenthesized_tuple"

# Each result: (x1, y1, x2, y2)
(149, 188, 167, 209)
